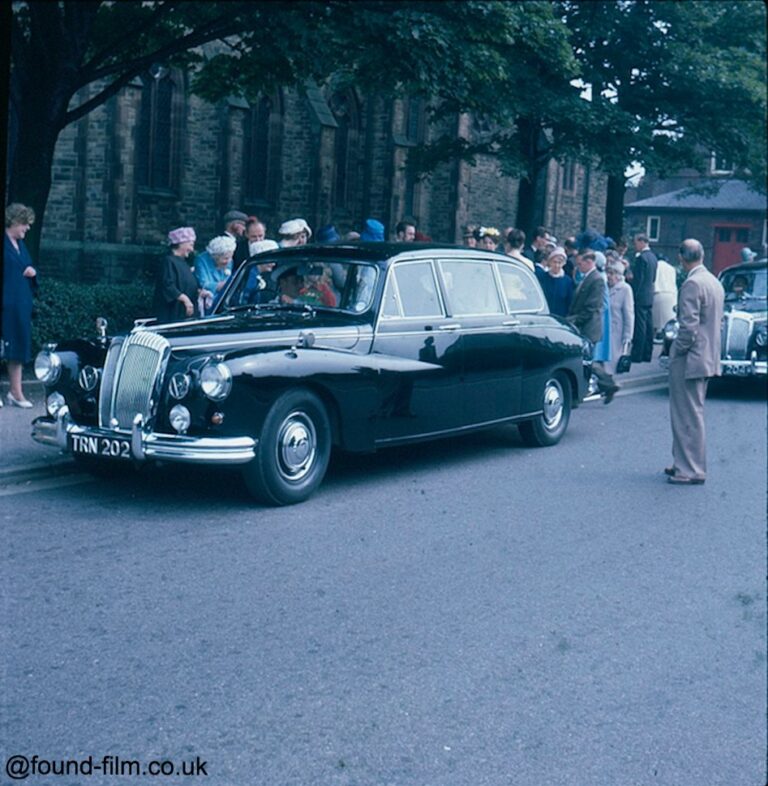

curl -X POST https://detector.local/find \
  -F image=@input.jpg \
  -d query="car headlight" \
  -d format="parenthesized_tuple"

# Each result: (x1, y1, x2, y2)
(34, 350, 62, 383)
(169, 405, 191, 433)
(200, 362, 232, 401)
(46, 392, 66, 417)
(78, 365, 100, 391)
(755, 325, 768, 347)
(663, 320, 679, 341)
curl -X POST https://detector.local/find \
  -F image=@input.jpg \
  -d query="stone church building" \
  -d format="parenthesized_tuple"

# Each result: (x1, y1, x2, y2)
(35, 66, 608, 284)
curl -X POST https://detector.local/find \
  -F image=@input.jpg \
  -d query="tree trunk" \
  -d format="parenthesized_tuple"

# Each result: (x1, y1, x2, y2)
(605, 173, 627, 240)
(7, 82, 71, 263)
(516, 175, 537, 239)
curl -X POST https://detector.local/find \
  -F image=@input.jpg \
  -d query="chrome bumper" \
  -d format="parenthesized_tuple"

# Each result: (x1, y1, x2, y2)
(32, 407, 257, 465)
(720, 356, 767, 376)
(659, 354, 766, 375)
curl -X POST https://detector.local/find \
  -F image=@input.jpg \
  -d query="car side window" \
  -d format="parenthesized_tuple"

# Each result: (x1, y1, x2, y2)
(439, 260, 503, 315)
(498, 264, 546, 312)
(382, 261, 444, 319)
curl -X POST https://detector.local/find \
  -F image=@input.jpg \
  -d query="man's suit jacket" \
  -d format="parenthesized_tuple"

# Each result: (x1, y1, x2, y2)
(670, 264, 725, 379)
(567, 268, 605, 344)
(631, 248, 658, 307)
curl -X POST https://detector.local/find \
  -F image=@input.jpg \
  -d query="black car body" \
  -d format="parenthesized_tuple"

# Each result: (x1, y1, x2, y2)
(659, 259, 767, 379)
(32, 244, 590, 504)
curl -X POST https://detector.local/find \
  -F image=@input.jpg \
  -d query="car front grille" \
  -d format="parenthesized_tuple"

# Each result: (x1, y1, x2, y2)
(98, 331, 170, 429)
(722, 312, 753, 360)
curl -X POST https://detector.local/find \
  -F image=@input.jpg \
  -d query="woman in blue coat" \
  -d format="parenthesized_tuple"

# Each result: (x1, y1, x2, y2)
(2, 203, 38, 408)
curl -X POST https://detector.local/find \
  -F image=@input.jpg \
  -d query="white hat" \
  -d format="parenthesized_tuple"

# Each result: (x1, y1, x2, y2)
(294, 218, 312, 238)
(249, 239, 279, 255)
(206, 235, 237, 256)
(278, 219, 305, 237)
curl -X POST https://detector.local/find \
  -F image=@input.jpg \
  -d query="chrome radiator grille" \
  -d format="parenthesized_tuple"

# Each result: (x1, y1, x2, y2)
(722, 312, 752, 360)
(98, 331, 170, 429)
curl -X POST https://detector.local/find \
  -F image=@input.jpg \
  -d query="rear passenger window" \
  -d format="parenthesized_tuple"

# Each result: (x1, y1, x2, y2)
(384, 261, 444, 318)
(439, 260, 503, 315)
(498, 265, 545, 312)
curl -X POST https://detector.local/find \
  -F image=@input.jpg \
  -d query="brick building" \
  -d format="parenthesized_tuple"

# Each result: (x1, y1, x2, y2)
(34, 69, 607, 284)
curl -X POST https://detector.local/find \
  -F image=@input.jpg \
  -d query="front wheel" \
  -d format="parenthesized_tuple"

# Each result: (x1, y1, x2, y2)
(519, 372, 571, 447)
(242, 389, 331, 505)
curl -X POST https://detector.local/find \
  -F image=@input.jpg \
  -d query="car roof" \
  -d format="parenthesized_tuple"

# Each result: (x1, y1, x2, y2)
(719, 259, 767, 277)
(248, 242, 517, 270)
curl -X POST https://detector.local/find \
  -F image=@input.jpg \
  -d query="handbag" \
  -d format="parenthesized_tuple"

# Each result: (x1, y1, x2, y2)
(616, 354, 632, 374)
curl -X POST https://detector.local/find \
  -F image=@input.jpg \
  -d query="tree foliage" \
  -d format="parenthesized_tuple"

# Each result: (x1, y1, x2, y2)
(7, 0, 767, 251)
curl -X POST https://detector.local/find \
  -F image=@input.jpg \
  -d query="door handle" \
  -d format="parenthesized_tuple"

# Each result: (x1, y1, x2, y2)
(438, 323, 462, 331)
(502, 319, 520, 327)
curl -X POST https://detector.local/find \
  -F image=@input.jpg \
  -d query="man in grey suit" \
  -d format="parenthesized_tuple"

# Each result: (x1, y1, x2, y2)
(567, 250, 619, 403)
(666, 238, 725, 485)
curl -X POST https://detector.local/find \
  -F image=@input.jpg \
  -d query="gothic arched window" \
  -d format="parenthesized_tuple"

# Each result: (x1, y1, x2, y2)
(330, 90, 360, 211)
(243, 91, 283, 204)
(136, 66, 181, 191)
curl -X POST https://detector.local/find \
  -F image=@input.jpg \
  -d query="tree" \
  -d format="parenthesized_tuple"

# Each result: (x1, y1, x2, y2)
(8, 0, 575, 258)
(559, 0, 767, 238)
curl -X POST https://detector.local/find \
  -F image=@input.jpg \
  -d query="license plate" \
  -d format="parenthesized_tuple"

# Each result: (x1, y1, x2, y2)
(70, 433, 132, 459)
(721, 363, 751, 376)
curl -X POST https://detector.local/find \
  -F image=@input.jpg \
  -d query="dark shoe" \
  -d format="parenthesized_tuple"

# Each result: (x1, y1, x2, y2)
(602, 385, 619, 404)
(667, 475, 705, 485)
(664, 466, 677, 476)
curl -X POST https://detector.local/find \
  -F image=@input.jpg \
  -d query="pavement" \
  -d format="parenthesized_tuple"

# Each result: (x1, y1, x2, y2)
(0, 347, 668, 484)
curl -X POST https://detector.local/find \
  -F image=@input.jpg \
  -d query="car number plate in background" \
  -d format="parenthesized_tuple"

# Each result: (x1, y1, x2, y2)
(722, 363, 750, 376)
(70, 434, 131, 459)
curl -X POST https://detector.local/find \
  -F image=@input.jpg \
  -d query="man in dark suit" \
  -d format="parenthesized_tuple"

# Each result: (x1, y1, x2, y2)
(567, 250, 619, 403)
(666, 239, 725, 485)
(629, 232, 658, 362)
(222, 210, 251, 273)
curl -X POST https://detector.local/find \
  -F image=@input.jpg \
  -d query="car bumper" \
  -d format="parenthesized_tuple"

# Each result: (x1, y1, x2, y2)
(658, 355, 766, 376)
(720, 357, 767, 376)
(32, 407, 257, 464)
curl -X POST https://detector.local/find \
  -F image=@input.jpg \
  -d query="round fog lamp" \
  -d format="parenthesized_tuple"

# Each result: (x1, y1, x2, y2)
(78, 365, 100, 391)
(46, 392, 66, 417)
(755, 327, 768, 347)
(200, 362, 232, 401)
(34, 351, 62, 384)
(169, 405, 191, 434)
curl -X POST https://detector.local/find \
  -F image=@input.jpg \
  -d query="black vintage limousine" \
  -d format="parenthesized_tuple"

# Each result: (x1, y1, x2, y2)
(32, 244, 591, 504)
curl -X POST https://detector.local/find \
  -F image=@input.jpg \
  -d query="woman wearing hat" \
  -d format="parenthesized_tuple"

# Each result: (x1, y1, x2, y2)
(195, 235, 238, 314)
(539, 247, 574, 317)
(476, 226, 501, 251)
(152, 227, 201, 323)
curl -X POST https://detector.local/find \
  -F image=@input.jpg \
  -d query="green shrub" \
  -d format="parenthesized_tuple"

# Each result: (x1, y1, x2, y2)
(32, 278, 154, 352)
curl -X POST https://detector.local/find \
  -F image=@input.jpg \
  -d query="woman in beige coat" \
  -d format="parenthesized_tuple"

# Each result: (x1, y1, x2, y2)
(605, 259, 635, 375)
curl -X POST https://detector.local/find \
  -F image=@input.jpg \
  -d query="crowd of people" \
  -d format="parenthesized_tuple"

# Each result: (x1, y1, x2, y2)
(151, 210, 683, 405)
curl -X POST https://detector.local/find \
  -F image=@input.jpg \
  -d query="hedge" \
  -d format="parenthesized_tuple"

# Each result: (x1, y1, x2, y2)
(31, 278, 154, 353)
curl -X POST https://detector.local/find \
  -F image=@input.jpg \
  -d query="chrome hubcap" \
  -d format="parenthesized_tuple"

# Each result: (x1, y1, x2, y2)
(276, 411, 317, 481)
(542, 379, 564, 430)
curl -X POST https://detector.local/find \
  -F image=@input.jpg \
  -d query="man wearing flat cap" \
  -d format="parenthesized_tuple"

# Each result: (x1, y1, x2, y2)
(222, 209, 250, 272)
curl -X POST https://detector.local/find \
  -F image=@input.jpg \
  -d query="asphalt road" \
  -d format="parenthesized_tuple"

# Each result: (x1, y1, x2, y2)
(1, 382, 766, 786)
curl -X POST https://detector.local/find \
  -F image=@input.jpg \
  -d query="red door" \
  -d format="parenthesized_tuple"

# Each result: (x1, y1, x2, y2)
(712, 225, 751, 275)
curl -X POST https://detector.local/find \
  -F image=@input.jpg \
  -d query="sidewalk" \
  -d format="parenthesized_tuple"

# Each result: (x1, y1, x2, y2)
(1, 348, 668, 479)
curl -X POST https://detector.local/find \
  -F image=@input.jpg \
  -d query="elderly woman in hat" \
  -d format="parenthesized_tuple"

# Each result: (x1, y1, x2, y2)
(605, 258, 635, 375)
(539, 246, 574, 317)
(2, 202, 38, 407)
(152, 226, 201, 323)
(278, 219, 308, 248)
(194, 235, 238, 314)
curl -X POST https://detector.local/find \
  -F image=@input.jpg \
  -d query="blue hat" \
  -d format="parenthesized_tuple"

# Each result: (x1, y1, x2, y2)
(316, 224, 340, 243)
(360, 218, 385, 242)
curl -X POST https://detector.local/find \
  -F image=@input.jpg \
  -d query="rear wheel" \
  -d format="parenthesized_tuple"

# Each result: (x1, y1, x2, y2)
(519, 372, 571, 447)
(242, 389, 331, 505)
